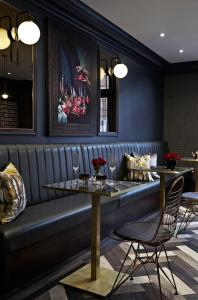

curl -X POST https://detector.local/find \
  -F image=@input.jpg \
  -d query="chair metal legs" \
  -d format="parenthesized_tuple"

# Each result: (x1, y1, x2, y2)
(110, 242, 134, 293)
(110, 242, 178, 299)
(155, 247, 163, 300)
(176, 201, 197, 236)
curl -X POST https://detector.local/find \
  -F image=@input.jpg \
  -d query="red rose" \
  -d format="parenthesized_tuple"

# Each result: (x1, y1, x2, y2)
(163, 152, 181, 161)
(92, 157, 106, 168)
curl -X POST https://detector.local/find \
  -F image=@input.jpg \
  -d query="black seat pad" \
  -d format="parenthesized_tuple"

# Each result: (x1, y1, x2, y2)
(114, 221, 159, 243)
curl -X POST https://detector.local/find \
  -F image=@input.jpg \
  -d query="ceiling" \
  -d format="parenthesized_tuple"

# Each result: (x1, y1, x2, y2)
(81, 0, 198, 63)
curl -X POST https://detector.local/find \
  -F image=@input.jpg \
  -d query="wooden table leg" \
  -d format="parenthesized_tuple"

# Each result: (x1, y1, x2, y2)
(160, 173, 166, 210)
(91, 194, 100, 280)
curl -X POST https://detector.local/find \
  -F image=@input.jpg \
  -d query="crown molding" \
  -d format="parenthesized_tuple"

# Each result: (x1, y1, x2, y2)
(25, 0, 168, 69)
(5, 0, 198, 74)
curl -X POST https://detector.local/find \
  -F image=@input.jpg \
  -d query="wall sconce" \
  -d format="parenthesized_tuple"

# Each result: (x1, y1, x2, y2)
(111, 57, 128, 79)
(16, 11, 40, 45)
(100, 56, 128, 80)
(100, 58, 108, 80)
(0, 16, 11, 50)
(0, 11, 40, 52)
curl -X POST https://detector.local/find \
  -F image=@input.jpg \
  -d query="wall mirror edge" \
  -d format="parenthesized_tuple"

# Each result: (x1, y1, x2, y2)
(0, 1, 37, 135)
(98, 45, 119, 136)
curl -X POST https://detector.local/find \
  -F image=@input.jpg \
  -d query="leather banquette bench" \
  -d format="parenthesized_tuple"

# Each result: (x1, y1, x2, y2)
(0, 141, 169, 299)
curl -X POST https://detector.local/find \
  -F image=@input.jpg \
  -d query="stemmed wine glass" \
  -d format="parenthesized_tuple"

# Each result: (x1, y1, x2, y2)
(109, 153, 116, 185)
(72, 152, 79, 184)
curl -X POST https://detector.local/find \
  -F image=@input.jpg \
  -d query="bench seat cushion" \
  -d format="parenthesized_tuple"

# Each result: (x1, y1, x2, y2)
(0, 193, 119, 253)
(119, 180, 160, 207)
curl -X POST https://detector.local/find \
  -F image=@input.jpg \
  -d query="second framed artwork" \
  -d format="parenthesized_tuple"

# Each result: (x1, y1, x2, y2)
(47, 20, 98, 136)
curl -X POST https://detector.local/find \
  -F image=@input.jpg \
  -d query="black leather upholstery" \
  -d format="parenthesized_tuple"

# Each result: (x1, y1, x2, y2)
(114, 221, 159, 242)
(0, 142, 169, 298)
(0, 194, 118, 253)
(0, 144, 84, 205)
(119, 180, 160, 207)
(81, 141, 168, 179)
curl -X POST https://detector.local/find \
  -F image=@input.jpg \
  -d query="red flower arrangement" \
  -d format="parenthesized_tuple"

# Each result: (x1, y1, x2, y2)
(92, 157, 106, 174)
(163, 152, 181, 161)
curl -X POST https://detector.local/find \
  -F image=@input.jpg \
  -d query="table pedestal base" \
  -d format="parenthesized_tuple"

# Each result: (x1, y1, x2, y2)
(60, 264, 128, 297)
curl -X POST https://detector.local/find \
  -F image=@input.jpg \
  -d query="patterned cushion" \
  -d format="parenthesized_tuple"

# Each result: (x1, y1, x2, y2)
(124, 153, 154, 182)
(133, 152, 160, 179)
(0, 163, 27, 224)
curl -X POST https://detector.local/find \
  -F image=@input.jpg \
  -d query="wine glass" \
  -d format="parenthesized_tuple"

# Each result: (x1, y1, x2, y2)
(109, 153, 116, 185)
(72, 152, 79, 184)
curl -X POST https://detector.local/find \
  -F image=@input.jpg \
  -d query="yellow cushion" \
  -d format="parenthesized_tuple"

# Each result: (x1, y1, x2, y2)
(124, 153, 154, 182)
(0, 163, 27, 224)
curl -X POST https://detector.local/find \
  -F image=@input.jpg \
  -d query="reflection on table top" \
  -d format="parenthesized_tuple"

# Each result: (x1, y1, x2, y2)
(130, 166, 193, 175)
(43, 180, 143, 197)
(181, 157, 198, 163)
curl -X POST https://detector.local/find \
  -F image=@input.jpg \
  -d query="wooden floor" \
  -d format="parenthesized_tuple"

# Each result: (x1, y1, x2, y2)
(34, 212, 198, 300)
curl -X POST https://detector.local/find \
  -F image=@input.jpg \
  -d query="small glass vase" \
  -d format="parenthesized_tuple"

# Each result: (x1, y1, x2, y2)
(166, 160, 176, 170)
(94, 168, 102, 178)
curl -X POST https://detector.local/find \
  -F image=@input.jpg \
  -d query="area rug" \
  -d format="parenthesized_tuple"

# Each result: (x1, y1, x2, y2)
(34, 217, 198, 300)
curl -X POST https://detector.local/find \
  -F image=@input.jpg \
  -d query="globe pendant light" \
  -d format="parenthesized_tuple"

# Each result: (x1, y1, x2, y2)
(0, 27, 11, 50)
(113, 63, 128, 79)
(18, 20, 40, 45)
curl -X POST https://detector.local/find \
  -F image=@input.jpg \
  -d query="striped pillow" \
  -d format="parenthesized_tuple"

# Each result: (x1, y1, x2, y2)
(0, 163, 27, 224)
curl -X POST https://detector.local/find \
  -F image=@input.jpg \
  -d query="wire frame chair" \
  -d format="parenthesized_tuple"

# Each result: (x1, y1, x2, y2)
(110, 176, 184, 300)
(176, 192, 198, 236)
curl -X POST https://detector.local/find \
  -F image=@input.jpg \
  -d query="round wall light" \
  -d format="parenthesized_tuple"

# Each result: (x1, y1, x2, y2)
(2, 93, 9, 99)
(100, 67, 105, 80)
(10, 27, 19, 41)
(0, 28, 11, 49)
(18, 20, 40, 45)
(113, 63, 128, 79)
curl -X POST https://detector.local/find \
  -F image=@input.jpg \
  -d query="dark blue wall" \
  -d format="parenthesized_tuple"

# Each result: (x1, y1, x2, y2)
(119, 56, 163, 141)
(0, 0, 164, 144)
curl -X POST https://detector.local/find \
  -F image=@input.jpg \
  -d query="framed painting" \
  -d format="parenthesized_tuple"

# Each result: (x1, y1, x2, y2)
(47, 20, 98, 136)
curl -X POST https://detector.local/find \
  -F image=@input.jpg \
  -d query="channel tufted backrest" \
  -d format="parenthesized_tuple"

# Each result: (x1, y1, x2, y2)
(81, 141, 169, 180)
(0, 142, 168, 205)
(0, 144, 84, 206)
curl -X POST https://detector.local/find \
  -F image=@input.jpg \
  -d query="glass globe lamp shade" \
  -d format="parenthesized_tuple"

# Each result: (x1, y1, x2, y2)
(113, 63, 128, 78)
(11, 27, 19, 41)
(0, 28, 11, 49)
(18, 20, 40, 45)
(100, 67, 105, 80)
(108, 66, 113, 76)
(2, 93, 9, 99)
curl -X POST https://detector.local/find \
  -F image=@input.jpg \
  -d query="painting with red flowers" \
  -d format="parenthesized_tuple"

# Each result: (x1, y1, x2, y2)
(48, 20, 97, 136)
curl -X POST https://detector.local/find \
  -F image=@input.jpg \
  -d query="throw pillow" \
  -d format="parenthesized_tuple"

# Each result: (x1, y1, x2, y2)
(0, 163, 27, 224)
(133, 152, 160, 179)
(124, 153, 154, 181)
